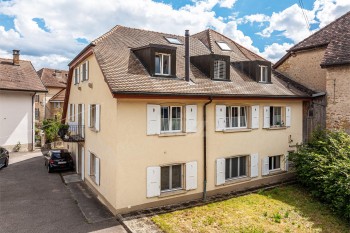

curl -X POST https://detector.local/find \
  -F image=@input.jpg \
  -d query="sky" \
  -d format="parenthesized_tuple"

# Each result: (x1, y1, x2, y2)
(0, 0, 350, 70)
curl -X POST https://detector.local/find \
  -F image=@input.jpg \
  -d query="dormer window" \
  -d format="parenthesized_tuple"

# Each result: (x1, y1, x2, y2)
(217, 41, 231, 51)
(214, 60, 226, 80)
(155, 53, 171, 75)
(260, 65, 268, 82)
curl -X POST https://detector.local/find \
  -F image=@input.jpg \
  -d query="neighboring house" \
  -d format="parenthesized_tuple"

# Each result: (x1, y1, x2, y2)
(62, 26, 312, 214)
(274, 11, 350, 134)
(35, 68, 68, 122)
(0, 50, 47, 151)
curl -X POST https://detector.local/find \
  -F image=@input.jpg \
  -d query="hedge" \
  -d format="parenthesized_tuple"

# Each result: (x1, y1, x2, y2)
(290, 130, 350, 220)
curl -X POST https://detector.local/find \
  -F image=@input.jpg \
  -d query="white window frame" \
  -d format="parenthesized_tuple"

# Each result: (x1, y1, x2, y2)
(69, 104, 75, 122)
(53, 102, 61, 108)
(90, 104, 96, 129)
(81, 61, 89, 81)
(259, 65, 268, 82)
(160, 164, 183, 193)
(216, 41, 231, 51)
(160, 106, 182, 133)
(270, 106, 283, 127)
(155, 53, 171, 76)
(269, 155, 281, 171)
(225, 106, 248, 129)
(74, 67, 80, 85)
(214, 60, 226, 80)
(225, 155, 248, 181)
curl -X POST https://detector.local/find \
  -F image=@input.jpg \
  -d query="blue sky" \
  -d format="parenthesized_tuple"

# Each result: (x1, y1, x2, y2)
(0, 0, 349, 69)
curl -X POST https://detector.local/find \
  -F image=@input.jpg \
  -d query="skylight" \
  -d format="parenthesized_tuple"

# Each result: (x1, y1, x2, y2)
(217, 41, 231, 51)
(165, 37, 183, 45)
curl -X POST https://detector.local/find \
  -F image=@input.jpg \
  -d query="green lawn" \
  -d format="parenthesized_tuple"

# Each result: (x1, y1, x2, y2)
(152, 185, 349, 233)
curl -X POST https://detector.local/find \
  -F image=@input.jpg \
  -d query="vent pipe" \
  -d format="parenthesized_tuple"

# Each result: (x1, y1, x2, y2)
(13, 50, 20, 66)
(185, 30, 190, 82)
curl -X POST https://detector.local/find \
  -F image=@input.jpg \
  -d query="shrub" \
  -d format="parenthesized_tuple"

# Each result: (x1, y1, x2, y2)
(290, 130, 350, 220)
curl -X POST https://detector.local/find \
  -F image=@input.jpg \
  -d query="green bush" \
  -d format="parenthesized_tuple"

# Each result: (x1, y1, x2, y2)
(42, 118, 61, 143)
(290, 130, 350, 220)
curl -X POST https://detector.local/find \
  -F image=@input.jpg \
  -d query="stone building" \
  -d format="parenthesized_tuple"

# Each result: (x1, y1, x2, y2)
(274, 11, 350, 134)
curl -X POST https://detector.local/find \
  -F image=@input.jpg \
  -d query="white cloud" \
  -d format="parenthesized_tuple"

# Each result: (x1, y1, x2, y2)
(313, 0, 350, 27)
(218, 0, 237, 9)
(260, 43, 293, 63)
(242, 14, 270, 24)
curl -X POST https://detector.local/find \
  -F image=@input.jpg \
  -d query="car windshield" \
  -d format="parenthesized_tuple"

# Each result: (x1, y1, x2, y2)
(52, 152, 70, 159)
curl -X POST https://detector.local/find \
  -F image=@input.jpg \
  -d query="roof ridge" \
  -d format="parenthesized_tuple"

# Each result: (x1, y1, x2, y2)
(290, 10, 350, 51)
(92, 25, 122, 44)
(0, 57, 33, 63)
(207, 29, 214, 52)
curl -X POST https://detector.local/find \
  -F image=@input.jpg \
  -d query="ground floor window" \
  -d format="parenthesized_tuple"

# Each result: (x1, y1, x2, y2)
(90, 153, 96, 176)
(35, 108, 40, 120)
(225, 155, 248, 180)
(269, 155, 281, 171)
(53, 102, 61, 108)
(161, 164, 182, 192)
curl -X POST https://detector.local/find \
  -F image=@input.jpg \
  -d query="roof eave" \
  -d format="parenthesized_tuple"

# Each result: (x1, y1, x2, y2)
(0, 88, 48, 93)
(320, 61, 350, 68)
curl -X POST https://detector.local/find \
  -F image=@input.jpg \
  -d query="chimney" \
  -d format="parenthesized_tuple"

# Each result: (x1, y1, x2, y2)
(185, 30, 190, 82)
(13, 50, 20, 66)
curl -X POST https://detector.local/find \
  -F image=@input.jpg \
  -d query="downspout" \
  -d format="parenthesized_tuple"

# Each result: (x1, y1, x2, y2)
(203, 96, 213, 201)
(32, 92, 37, 151)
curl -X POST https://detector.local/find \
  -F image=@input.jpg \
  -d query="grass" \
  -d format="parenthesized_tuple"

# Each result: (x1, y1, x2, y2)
(151, 185, 349, 233)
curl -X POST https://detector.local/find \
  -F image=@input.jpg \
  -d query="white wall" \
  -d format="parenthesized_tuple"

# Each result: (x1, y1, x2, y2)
(0, 90, 34, 150)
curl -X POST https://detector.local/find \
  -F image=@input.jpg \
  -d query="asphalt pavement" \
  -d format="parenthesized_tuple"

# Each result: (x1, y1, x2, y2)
(0, 151, 126, 233)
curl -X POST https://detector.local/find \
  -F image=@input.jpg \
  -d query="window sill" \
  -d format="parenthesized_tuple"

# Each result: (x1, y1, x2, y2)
(159, 189, 187, 198)
(265, 126, 288, 130)
(263, 169, 287, 177)
(89, 127, 98, 132)
(159, 132, 186, 137)
(89, 175, 98, 185)
(223, 176, 252, 186)
(223, 128, 252, 133)
(212, 78, 231, 82)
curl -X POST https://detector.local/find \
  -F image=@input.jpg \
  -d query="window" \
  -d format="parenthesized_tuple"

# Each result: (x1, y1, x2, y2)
(53, 102, 61, 108)
(81, 61, 88, 81)
(225, 106, 247, 129)
(225, 156, 248, 180)
(35, 108, 40, 120)
(214, 60, 226, 80)
(69, 104, 75, 122)
(165, 37, 182, 45)
(161, 164, 182, 192)
(90, 153, 96, 176)
(74, 67, 80, 84)
(269, 155, 281, 171)
(216, 41, 231, 51)
(270, 106, 283, 127)
(35, 95, 39, 102)
(89, 152, 100, 185)
(161, 106, 182, 132)
(155, 53, 171, 75)
(90, 104, 96, 129)
(260, 65, 268, 82)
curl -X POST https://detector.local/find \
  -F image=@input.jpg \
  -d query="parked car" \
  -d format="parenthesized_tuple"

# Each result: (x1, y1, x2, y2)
(0, 147, 9, 169)
(44, 149, 74, 173)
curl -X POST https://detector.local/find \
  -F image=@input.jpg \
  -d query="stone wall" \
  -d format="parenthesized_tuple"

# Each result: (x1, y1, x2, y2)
(277, 48, 327, 92)
(326, 66, 350, 133)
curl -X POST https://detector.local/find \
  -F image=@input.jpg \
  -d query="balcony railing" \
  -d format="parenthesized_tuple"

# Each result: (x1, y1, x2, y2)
(59, 125, 85, 142)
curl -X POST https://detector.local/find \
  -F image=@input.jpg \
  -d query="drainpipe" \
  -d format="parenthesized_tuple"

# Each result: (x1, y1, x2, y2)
(32, 92, 37, 151)
(185, 29, 190, 82)
(203, 96, 212, 201)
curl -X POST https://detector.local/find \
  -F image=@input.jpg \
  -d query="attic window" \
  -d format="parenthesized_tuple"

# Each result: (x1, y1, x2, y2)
(165, 37, 182, 45)
(259, 65, 268, 82)
(217, 42, 231, 51)
(214, 60, 226, 80)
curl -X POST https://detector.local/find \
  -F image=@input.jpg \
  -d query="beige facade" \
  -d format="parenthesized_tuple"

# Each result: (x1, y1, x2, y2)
(277, 48, 327, 92)
(326, 66, 350, 132)
(65, 54, 304, 214)
(35, 87, 64, 122)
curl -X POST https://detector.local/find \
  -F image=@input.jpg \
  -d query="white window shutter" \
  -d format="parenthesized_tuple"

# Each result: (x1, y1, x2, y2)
(186, 105, 197, 133)
(87, 151, 91, 176)
(285, 106, 291, 127)
(262, 157, 269, 176)
(146, 166, 161, 197)
(74, 68, 77, 84)
(72, 104, 76, 122)
(263, 106, 270, 128)
(147, 104, 161, 135)
(67, 104, 71, 122)
(285, 154, 289, 171)
(251, 105, 260, 129)
(186, 161, 197, 190)
(216, 158, 225, 185)
(77, 67, 80, 84)
(250, 153, 259, 178)
(86, 61, 89, 80)
(95, 104, 100, 132)
(80, 65, 83, 82)
(87, 104, 91, 127)
(216, 105, 226, 131)
(81, 147, 85, 181)
(95, 157, 100, 186)
(81, 104, 85, 137)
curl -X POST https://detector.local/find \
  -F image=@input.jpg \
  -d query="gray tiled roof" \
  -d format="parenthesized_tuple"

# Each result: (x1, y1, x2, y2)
(88, 26, 310, 97)
(37, 68, 68, 88)
(0, 58, 46, 92)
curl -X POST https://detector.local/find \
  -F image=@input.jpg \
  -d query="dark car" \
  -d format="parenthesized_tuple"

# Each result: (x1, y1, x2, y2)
(44, 149, 74, 173)
(0, 147, 9, 169)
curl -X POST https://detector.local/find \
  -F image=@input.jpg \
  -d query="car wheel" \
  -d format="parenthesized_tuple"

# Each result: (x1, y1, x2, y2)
(47, 165, 52, 173)
(4, 158, 8, 167)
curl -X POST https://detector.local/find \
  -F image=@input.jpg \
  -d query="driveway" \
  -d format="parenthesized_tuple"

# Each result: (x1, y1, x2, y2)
(0, 151, 126, 233)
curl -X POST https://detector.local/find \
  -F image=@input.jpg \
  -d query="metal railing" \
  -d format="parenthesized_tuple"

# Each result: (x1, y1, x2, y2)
(60, 125, 85, 142)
